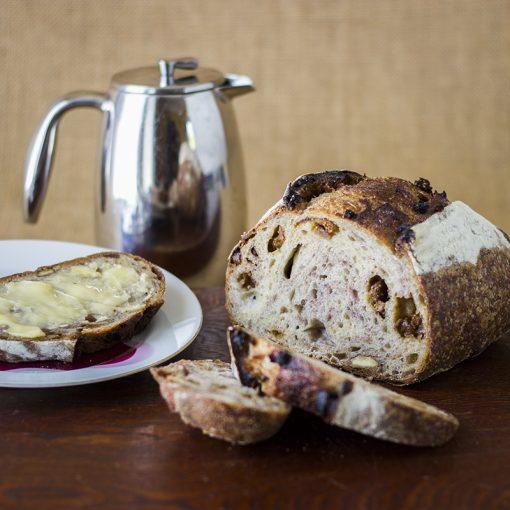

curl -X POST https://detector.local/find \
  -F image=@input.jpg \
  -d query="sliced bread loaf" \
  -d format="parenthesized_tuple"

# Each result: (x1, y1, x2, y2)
(225, 171, 510, 384)
(151, 359, 291, 445)
(228, 327, 459, 447)
(0, 252, 165, 362)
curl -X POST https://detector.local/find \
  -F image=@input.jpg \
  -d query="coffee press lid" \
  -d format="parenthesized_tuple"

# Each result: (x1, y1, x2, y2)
(111, 58, 225, 95)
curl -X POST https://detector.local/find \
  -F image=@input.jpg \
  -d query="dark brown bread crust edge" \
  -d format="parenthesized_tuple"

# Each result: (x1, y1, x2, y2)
(282, 170, 366, 209)
(151, 361, 290, 445)
(228, 327, 459, 447)
(302, 175, 449, 253)
(0, 252, 165, 362)
(411, 248, 510, 383)
(227, 172, 449, 271)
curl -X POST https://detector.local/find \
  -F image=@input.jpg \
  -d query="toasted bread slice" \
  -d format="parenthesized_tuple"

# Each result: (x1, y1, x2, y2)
(228, 326, 459, 446)
(0, 252, 165, 362)
(151, 360, 291, 445)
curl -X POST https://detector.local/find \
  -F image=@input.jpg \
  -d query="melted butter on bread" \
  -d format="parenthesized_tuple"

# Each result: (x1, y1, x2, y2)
(0, 262, 152, 338)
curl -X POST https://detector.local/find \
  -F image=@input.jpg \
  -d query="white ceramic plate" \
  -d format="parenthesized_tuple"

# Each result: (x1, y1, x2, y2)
(0, 240, 202, 388)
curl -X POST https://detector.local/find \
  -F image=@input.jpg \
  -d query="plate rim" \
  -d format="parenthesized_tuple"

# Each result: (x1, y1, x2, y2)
(0, 239, 203, 388)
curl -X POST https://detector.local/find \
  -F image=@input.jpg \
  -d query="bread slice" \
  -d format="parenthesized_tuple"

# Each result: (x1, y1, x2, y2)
(228, 327, 459, 446)
(151, 359, 291, 445)
(0, 252, 165, 362)
(225, 171, 510, 384)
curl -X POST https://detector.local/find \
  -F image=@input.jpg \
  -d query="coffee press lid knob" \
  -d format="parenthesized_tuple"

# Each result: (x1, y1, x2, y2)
(158, 58, 198, 86)
(111, 57, 225, 95)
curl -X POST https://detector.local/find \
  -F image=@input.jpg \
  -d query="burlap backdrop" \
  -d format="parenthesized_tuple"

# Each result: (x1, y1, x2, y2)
(1, 0, 509, 268)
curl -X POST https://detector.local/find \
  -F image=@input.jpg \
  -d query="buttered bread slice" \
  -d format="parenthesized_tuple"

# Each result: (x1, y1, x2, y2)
(0, 252, 165, 362)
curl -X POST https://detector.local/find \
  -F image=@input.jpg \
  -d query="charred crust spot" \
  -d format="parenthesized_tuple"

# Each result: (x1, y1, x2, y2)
(394, 185, 408, 197)
(85, 314, 97, 323)
(367, 275, 389, 318)
(414, 177, 433, 194)
(395, 223, 416, 249)
(431, 191, 448, 213)
(413, 200, 430, 214)
(396, 224, 416, 243)
(227, 327, 259, 388)
(414, 189, 447, 215)
(238, 371, 259, 390)
(340, 379, 353, 395)
(268, 225, 285, 252)
(237, 272, 256, 290)
(269, 350, 293, 367)
(229, 246, 242, 265)
(315, 390, 339, 420)
(344, 209, 357, 219)
(250, 246, 258, 257)
(283, 170, 365, 210)
(228, 327, 251, 355)
(345, 179, 449, 253)
(372, 203, 409, 225)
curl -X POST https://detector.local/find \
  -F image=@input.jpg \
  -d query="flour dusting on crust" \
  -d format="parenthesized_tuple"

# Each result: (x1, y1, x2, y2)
(409, 201, 510, 275)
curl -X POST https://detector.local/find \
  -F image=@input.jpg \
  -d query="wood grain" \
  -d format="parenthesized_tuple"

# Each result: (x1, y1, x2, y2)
(1, 0, 509, 260)
(0, 288, 509, 510)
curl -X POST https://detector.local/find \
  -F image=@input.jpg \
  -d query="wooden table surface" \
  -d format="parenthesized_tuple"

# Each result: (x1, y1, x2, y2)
(1, 288, 509, 510)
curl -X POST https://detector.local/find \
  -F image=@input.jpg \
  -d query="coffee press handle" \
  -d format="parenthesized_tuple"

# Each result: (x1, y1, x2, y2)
(23, 91, 111, 223)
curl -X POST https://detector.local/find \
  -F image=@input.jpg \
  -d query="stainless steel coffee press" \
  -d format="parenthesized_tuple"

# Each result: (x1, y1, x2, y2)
(23, 58, 253, 286)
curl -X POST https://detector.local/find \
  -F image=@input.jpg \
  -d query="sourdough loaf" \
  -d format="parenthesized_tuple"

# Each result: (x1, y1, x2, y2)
(151, 359, 291, 444)
(225, 171, 510, 384)
(228, 327, 459, 446)
(0, 252, 165, 362)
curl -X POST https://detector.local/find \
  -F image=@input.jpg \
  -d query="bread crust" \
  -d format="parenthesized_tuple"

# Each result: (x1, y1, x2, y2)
(228, 174, 449, 266)
(289, 174, 449, 253)
(151, 360, 290, 445)
(225, 171, 510, 384)
(228, 327, 459, 447)
(0, 252, 165, 363)
(415, 248, 510, 381)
